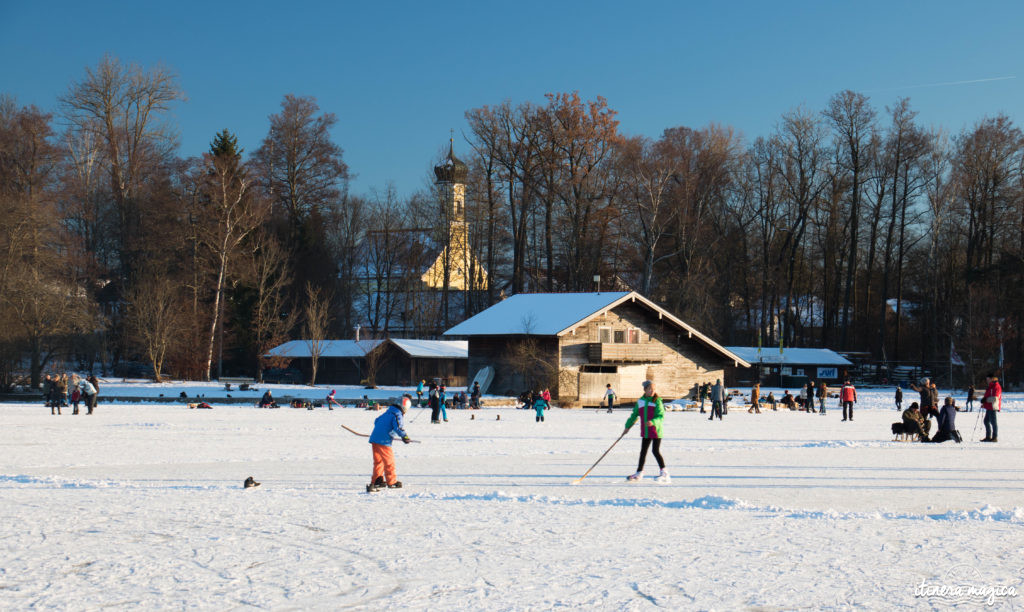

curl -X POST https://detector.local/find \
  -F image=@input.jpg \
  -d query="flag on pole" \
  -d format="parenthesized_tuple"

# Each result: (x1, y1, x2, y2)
(999, 343, 1004, 370)
(950, 339, 965, 367)
(757, 330, 763, 361)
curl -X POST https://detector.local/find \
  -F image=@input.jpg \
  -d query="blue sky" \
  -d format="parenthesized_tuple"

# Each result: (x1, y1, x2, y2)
(2, 0, 1021, 197)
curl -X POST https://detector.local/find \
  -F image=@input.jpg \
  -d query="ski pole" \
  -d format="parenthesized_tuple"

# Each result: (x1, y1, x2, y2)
(970, 408, 983, 443)
(571, 427, 630, 485)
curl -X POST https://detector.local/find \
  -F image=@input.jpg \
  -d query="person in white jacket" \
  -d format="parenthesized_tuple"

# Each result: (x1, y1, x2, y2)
(78, 379, 97, 415)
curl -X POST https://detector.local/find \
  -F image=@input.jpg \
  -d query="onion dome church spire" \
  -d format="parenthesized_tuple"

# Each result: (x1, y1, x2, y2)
(433, 138, 469, 185)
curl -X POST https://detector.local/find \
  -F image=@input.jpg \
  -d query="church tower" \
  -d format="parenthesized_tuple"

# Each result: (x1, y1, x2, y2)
(422, 140, 486, 290)
(433, 138, 468, 224)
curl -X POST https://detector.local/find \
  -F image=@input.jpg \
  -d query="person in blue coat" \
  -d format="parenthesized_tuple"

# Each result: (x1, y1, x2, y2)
(930, 396, 960, 443)
(533, 392, 548, 422)
(367, 394, 412, 491)
(439, 385, 449, 422)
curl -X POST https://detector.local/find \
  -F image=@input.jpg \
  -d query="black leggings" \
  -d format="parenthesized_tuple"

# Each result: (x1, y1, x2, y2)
(637, 438, 665, 471)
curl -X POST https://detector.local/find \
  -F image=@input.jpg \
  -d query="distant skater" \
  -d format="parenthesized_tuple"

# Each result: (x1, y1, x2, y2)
(709, 379, 725, 420)
(840, 380, 856, 422)
(428, 381, 440, 424)
(980, 372, 1002, 442)
(748, 383, 760, 414)
(70, 380, 81, 415)
(965, 384, 975, 412)
(625, 381, 668, 482)
(79, 377, 97, 415)
(86, 375, 100, 414)
(894, 385, 903, 412)
(533, 392, 547, 422)
(604, 384, 616, 413)
(470, 381, 481, 409)
(817, 381, 828, 415)
(326, 389, 341, 410)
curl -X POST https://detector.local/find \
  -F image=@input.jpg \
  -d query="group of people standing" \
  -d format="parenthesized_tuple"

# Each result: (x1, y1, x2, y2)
(697, 379, 730, 420)
(900, 374, 1002, 443)
(43, 373, 99, 415)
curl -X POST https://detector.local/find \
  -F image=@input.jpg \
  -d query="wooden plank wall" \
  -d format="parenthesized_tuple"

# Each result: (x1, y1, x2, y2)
(558, 301, 726, 403)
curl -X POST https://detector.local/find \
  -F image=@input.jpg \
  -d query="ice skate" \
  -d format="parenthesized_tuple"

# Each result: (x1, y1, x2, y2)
(387, 481, 403, 488)
(626, 471, 643, 481)
(654, 469, 670, 483)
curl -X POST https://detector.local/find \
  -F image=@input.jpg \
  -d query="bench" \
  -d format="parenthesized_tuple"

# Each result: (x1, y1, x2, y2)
(220, 377, 256, 391)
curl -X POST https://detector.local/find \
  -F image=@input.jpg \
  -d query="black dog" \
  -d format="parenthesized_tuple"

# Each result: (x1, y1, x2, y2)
(891, 422, 913, 441)
(244, 476, 261, 488)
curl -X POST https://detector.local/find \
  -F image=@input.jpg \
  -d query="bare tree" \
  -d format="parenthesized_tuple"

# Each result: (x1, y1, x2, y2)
(537, 92, 621, 290)
(59, 55, 184, 281)
(125, 272, 183, 382)
(0, 100, 94, 386)
(616, 135, 683, 295)
(303, 282, 332, 385)
(360, 340, 385, 387)
(243, 232, 295, 382)
(254, 94, 348, 228)
(824, 91, 876, 348)
(192, 130, 266, 380)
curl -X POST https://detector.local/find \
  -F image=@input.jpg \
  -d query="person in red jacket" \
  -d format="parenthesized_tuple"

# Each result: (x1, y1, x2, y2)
(840, 380, 857, 422)
(981, 372, 1002, 442)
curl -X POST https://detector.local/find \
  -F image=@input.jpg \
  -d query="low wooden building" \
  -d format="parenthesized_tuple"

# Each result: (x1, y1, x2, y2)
(724, 346, 852, 387)
(444, 292, 748, 404)
(266, 339, 468, 386)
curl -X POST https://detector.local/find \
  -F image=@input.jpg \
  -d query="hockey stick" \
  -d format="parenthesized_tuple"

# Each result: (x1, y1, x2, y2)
(341, 424, 369, 437)
(341, 424, 421, 443)
(570, 427, 630, 485)
(408, 401, 431, 424)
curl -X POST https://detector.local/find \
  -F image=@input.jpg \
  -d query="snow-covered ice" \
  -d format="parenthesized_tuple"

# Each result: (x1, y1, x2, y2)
(2, 388, 1022, 609)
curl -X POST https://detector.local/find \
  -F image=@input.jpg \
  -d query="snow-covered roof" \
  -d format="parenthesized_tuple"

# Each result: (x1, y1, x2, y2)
(725, 347, 852, 367)
(445, 291, 750, 368)
(266, 339, 386, 359)
(389, 339, 467, 359)
(444, 292, 632, 336)
(265, 339, 467, 360)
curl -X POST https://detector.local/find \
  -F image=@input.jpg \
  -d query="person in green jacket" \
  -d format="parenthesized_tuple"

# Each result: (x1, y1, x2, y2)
(624, 380, 669, 482)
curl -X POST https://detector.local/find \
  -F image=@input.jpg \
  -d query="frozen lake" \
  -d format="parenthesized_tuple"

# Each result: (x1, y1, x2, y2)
(1, 388, 1021, 609)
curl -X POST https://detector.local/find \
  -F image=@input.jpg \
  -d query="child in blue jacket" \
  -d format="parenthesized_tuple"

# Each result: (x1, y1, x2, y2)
(367, 394, 412, 492)
(534, 393, 548, 422)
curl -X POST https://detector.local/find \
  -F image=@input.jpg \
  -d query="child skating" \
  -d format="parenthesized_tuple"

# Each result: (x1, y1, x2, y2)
(624, 380, 668, 482)
(367, 394, 413, 492)
(604, 384, 616, 413)
(534, 392, 548, 422)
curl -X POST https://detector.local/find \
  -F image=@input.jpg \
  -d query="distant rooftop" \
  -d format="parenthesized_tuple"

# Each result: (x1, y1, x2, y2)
(444, 292, 631, 336)
(266, 339, 467, 359)
(725, 346, 852, 367)
(446, 291, 750, 368)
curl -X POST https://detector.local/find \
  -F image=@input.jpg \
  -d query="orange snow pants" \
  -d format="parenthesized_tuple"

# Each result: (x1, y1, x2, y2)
(371, 443, 397, 485)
